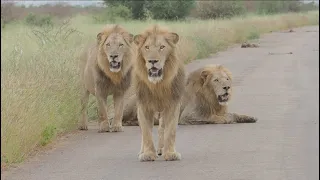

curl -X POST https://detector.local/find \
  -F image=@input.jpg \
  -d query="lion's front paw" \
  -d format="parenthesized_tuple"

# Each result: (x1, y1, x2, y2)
(237, 115, 258, 123)
(78, 124, 88, 131)
(138, 152, 157, 162)
(248, 117, 258, 123)
(98, 120, 110, 133)
(157, 148, 163, 156)
(225, 114, 236, 124)
(111, 125, 124, 132)
(226, 120, 235, 124)
(164, 152, 181, 161)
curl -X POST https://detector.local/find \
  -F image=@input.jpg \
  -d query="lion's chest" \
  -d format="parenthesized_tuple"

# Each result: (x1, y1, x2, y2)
(137, 87, 171, 111)
(136, 82, 183, 111)
(96, 67, 132, 95)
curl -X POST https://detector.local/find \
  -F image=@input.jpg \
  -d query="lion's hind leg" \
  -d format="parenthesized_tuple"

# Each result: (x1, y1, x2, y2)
(78, 90, 90, 130)
(122, 95, 139, 126)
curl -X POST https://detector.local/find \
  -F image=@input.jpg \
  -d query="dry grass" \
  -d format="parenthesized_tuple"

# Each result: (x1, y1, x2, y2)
(1, 11, 319, 165)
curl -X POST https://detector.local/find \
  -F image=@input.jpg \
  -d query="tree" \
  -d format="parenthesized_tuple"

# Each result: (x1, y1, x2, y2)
(145, 0, 195, 20)
(103, 0, 195, 20)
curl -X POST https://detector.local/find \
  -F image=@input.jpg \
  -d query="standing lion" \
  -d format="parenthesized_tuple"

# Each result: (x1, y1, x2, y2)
(132, 25, 185, 161)
(78, 24, 134, 133)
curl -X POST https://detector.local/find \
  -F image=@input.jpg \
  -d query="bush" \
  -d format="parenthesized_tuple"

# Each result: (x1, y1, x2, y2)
(107, 4, 132, 21)
(93, 5, 132, 23)
(145, 0, 196, 20)
(25, 13, 53, 27)
(300, 1, 319, 11)
(195, 1, 246, 19)
(1, 2, 15, 27)
(103, 0, 195, 20)
(256, 1, 303, 14)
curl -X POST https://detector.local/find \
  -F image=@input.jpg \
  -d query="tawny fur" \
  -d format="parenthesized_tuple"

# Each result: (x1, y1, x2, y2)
(122, 64, 257, 125)
(179, 64, 257, 124)
(78, 24, 134, 133)
(133, 25, 185, 162)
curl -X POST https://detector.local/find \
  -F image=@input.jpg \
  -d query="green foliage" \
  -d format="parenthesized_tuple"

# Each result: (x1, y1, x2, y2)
(103, 0, 132, 7)
(103, 0, 195, 20)
(256, 1, 303, 14)
(195, 1, 246, 19)
(25, 13, 53, 27)
(247, 29, 260, 40)
(300, 1, 319, 11)
(107, 5, 132, 21)
(145, 0, 196, 20)
(40, 125, 57, 146)
(93, 5, 132, 23)
(131, 1, 148, 20)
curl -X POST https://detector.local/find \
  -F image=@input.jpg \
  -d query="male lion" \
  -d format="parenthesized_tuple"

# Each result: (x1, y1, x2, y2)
(179, 64, 258, 124)
(78, 24, 134, 133)
(132, 25, 185, 162)
(122, 64, 257, 125)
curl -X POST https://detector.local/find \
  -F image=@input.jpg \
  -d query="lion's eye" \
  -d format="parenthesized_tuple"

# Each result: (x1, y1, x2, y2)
(106, 43, 110, 46)
(226, 78, 229, 81)
(119, 43, 124, 47)
(160, 45, 165, 50)
(214, 79, 219, 82)
(145, 46, 149, 50)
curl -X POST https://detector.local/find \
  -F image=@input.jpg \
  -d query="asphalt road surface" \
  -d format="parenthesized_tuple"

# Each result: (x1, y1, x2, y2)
(2, 26, 319, 180)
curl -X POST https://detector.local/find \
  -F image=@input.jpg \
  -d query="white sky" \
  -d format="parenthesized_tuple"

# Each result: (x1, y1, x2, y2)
(3, 1, 105, 7)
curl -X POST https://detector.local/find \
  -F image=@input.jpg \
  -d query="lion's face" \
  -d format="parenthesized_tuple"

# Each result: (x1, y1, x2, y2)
(134, 31, 179, 84)
(201, 66, 232, 106)
(98, 32, 133, 73)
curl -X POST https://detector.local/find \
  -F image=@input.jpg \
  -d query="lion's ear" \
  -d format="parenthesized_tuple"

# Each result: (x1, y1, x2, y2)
(97, 32, 103, 44)
(128, 33, 134, 44)
(134, 34, 142, 45)
(218, 65, 233, 81)
(122, 33, 134, 44)
(200, 70, 210, 84)
(167, 32, 179, 44)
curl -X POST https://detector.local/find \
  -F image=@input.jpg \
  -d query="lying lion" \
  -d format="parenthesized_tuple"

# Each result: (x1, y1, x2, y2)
(179, 64, 257, 124)
(78, 24, 134, 133)
(122, 64, 257, 126)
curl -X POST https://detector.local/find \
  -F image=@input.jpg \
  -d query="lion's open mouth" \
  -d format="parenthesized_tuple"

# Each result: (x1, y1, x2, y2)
(110, 61, 121, 70)
(218, 93, 229, 103)
(148, 67, 163, 77)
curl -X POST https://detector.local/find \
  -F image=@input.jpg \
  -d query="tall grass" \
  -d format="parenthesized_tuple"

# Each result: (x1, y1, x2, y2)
(1, 11, 319, 166)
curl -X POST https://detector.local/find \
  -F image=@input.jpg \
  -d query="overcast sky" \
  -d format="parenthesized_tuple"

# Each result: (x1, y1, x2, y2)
(5, 1, 105, 7)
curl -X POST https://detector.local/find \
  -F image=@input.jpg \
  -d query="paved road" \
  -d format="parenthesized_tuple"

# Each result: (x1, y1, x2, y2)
(2, 26, 319, 180)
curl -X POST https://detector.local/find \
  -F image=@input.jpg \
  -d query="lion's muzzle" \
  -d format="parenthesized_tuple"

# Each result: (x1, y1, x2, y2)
(218, 93, 229, 103)
(110, 61, 121, 71)
(148, 67, 163, 77)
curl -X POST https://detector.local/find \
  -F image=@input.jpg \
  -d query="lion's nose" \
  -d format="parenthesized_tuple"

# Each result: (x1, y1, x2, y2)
(148, 60, 158, 65)
(110, 55, 118, 60)
(223, 86, 230, 90)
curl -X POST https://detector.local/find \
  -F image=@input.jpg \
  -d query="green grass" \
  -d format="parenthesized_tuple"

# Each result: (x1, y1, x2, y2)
(1, 11, 319, 166)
